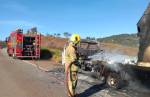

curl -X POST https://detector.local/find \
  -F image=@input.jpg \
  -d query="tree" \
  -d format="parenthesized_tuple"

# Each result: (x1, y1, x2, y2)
(63, 32, 71, 38)
(86, 37, 96, 40)
(54, 33, 57, 37)
(91, 37, 96, 40)
(86, 37, 90, 40)
(46, 33, 50, 36)
(56, 33, 61, 37)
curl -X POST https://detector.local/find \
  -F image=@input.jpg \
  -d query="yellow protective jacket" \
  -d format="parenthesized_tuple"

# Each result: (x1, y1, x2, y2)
(65, 43, 78, 72)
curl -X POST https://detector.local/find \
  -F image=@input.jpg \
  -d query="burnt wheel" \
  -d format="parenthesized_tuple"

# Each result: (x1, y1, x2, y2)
(106, 72, 122, 89)
(81, 64, 86, 70)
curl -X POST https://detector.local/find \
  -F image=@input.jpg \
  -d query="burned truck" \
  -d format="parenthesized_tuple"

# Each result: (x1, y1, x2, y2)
(77, 39, 100, 71)
(134, 3, 150, 80)
(6, 28, 41, 59)
(76, 40, 124, 89)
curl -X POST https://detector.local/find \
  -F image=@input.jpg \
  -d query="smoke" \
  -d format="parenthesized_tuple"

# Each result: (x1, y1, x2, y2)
(90, 50, 136, 63)
(90, 50, 150, 92)
(89, 50, 137, 72)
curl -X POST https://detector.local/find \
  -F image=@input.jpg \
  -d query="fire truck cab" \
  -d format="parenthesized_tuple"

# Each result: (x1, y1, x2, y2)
(6, 29, 41, 59)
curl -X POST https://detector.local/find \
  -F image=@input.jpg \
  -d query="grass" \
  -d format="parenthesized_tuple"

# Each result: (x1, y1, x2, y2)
(41, 47, 62, 63)
(0, 41, 6, 48)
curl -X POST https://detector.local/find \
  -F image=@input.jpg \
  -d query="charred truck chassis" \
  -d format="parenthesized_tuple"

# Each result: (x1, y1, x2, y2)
(79, 60, 124, 89)
(77, 40, 124, 89)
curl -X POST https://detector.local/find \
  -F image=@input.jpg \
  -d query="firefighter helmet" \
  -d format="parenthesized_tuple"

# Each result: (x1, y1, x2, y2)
(70, 34, 81, 44)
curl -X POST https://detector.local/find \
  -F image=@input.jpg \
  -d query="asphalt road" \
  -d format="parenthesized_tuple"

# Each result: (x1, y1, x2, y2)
(0, 49, 150, 97)
(0, 49, 67, 97)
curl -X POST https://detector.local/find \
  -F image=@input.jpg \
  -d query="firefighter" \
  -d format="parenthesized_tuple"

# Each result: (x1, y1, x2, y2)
(65, 34, 81, 97)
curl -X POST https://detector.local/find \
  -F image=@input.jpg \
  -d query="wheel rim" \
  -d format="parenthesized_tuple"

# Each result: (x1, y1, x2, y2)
(109, 78, 117, 86)
(107, 74, 120, 88)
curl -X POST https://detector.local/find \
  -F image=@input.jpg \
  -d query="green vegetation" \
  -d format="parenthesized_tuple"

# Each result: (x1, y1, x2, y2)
(63, 32, 71, 38)
(97, 34, 139, 47)
(49, 48, 62, 62)
(0, 41, 6, 48)
(41, 47, 62, 62)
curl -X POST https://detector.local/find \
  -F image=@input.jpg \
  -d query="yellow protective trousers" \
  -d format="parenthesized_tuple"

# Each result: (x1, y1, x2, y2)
(65, 63, 78, 97)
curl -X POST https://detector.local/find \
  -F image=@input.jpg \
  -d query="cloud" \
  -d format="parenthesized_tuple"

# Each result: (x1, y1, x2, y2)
(0, 20, 42, 28)
(0, 1, 28, 13)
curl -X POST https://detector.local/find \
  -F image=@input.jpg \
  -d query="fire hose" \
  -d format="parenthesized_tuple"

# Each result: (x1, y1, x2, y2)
(65, 64, 74, 97)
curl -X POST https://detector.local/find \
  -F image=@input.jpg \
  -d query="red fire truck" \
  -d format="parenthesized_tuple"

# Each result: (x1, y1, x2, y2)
(6, 29, 41, 59)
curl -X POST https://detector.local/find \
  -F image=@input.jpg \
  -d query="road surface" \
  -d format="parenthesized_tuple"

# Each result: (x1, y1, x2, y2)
(0, 49, 67, 97)
(0, 49, 150, 97)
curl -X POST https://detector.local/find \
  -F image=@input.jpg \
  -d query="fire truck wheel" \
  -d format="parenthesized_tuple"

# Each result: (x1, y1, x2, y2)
(106, 72, 122, 89)
(8, 54, 12, 56)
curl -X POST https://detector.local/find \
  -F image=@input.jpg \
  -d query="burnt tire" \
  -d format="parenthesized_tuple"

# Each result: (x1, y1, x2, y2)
(81, 64, 89, 71)
(106, 73, 122, 89)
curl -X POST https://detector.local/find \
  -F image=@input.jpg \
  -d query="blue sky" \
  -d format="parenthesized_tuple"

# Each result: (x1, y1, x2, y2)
(0, 0, 149, 40)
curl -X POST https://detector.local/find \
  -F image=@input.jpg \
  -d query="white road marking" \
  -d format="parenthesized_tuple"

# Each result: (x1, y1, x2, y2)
(22, 60, 50, 72)
(22, 60, 37, 67)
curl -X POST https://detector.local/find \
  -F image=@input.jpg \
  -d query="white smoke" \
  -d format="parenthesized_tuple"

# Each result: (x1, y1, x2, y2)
(90, 50, 137, 64)
(89, 50, 137, 72)
(90, 51, 150, 92)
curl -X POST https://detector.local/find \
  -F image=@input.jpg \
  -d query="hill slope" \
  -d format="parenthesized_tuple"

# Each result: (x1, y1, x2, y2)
(98, 34, 139, 47)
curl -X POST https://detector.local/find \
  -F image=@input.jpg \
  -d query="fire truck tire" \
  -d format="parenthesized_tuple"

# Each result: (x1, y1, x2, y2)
(106, 72, 122, 89)
(8, 54, 12, 56)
